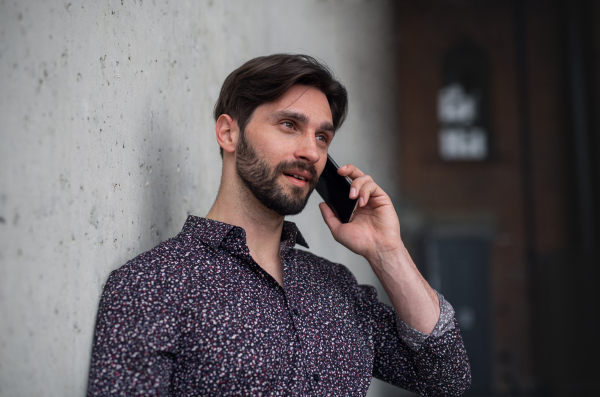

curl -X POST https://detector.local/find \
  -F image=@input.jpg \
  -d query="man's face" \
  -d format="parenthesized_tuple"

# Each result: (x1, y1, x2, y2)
(235, 85, 334, 216)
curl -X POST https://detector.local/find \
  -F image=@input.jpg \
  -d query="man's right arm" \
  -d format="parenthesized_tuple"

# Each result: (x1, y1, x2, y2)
(87, 264, 181, 396)
(354, 282, 471, 396)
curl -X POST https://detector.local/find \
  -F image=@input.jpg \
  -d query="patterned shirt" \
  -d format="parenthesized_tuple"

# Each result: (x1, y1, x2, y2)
(87, 216, 471, 396)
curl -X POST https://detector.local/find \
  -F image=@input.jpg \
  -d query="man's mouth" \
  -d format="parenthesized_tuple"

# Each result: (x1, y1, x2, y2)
(276, 162, 317, 189)
(285, 173, 307, 181)
(282, 169, 315, 188)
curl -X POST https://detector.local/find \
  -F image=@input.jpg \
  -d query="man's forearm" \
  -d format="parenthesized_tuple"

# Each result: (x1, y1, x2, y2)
(367, 243, 440, 334)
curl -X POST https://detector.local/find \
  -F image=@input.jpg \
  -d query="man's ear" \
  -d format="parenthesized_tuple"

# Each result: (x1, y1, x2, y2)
(215, 114, 239, 154)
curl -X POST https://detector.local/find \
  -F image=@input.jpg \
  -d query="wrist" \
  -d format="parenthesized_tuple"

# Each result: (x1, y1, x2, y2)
(366, 242, 409, 273)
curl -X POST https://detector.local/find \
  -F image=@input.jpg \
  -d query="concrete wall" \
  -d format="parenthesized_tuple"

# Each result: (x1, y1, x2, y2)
(0, 1, 405, 395)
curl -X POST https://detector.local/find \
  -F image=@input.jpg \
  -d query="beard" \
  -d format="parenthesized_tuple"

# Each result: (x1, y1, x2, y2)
(235, 133, 318, 216)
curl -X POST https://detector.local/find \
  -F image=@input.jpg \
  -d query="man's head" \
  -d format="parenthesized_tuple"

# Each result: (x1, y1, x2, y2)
(214, 54, 348, 157)
(214, 54, 348, 216)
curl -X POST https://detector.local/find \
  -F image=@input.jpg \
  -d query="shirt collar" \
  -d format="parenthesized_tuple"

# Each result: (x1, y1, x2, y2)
(180, 215, 309, 251)
(281, 220, 309, 249)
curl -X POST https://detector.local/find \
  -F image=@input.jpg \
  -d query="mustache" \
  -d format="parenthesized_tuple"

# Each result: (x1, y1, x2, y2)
(275, 161, 318, 181)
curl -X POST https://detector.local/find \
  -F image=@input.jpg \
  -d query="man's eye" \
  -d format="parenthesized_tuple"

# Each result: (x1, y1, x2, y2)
(283, 121, 294, 129)
(316, 135, 327, 143)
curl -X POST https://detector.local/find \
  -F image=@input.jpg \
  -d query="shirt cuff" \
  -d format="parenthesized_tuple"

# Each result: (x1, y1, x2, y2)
(394, 291, 456, 351)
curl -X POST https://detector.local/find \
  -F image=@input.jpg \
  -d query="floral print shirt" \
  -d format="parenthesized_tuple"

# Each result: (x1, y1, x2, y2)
(87, 216, 470, 396)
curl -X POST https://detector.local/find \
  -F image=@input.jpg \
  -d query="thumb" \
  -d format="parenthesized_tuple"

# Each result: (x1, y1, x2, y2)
(319, 202, 342, 236)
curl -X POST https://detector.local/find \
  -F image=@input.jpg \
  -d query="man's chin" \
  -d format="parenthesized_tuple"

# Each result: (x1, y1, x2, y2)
(275, 202, 308, 216)
(288, 184, 317, 202)
(269, 187, 315, 216)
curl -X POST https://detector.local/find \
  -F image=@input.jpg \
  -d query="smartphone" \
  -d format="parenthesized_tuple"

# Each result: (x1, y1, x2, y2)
(315, 155, 359, 223)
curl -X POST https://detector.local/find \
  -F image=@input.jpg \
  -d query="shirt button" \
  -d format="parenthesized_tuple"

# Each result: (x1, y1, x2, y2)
(232, 229, 241, 238)
(313, 373, 320, 382)
(293, 308, 299, 316)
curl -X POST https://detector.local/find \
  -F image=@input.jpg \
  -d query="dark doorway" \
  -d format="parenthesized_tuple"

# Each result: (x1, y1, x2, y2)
(426, 226, 493, 396)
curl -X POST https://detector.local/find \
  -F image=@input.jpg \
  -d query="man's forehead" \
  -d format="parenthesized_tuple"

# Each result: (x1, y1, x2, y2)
(269, 85, 333, 124)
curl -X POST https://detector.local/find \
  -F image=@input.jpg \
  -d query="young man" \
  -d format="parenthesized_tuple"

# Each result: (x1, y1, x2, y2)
(87, 54, 470, 396)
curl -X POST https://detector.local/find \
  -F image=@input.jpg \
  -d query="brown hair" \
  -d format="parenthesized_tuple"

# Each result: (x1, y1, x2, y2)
(214, 54, 348, 156)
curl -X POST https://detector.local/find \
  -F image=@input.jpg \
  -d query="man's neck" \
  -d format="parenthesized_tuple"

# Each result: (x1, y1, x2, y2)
(206, 178, 285, 285)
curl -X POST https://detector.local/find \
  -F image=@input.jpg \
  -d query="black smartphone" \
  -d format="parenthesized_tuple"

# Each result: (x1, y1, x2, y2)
(315, 155, 359, 223)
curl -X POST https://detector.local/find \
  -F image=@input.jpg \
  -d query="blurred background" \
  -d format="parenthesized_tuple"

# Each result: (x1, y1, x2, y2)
(0, 0, 598, 396)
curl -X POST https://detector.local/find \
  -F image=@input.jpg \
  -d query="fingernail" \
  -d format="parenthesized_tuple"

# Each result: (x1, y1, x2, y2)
(359, 197, 364, 207)
(350, 187, 357, 198)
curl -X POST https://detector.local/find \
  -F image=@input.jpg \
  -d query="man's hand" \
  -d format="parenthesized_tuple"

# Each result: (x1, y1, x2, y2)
(318, 164, 402, 263)
(318, 164, 440, 334)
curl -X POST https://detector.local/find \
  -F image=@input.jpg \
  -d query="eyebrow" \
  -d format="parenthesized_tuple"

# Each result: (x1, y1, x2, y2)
(272, 110, 335, 134)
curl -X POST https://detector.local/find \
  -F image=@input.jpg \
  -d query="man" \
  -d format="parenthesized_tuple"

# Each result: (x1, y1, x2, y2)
(87, 54, 470, 396)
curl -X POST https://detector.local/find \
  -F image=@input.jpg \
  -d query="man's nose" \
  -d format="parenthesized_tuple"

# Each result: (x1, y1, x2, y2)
(295, 133, 320, 164)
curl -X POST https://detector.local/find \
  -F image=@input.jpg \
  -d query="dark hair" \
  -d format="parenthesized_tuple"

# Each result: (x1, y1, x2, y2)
(214, 54, 348, 156)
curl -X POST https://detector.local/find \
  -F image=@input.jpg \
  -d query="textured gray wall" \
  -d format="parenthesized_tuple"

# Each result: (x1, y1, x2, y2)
(0, 1, 408, 395)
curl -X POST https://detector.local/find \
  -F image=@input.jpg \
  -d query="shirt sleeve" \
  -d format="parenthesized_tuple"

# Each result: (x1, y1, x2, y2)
(86, 263, 182, 396)
(395, 291, 456, 351)
(354, 284, 471, 397)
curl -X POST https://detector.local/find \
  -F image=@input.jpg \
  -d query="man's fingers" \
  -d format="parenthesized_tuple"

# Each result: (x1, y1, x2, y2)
(349, 175, 374, 199)
(358, 181, 378, 207)
(338, 164, 387, 206)
(337, 164, 364, 180)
